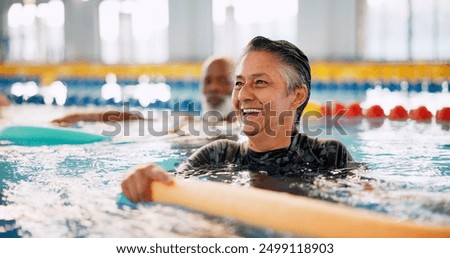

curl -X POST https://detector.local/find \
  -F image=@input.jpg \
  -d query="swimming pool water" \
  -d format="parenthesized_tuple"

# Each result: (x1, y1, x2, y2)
(0, 101, 449, 237)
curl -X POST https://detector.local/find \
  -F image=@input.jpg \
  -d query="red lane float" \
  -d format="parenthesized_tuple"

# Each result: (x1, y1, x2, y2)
(366, 105, 385, 118)
(409, 106, 433, 121)
(436, 107, 450, 122)
(389, 105, 409, 121)
(318, 101, 449, 123)
(344, 102, 363, 118)
(320, 101, 345, 116)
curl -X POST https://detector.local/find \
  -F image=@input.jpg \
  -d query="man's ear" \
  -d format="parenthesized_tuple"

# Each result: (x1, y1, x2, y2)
(290, 84, 308, 110)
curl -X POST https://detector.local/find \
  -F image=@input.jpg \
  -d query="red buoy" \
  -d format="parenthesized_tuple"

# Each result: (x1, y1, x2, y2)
(409, 106, 432, 121)
(334, 102, 345, 115)
(388, 105, 408, 121)
(344, 102, 363, 117)
(320, 104, 331, 116)
(436, 107, 450, 122)
(320, 101, 345, 116)
(366, 105, 385, 118)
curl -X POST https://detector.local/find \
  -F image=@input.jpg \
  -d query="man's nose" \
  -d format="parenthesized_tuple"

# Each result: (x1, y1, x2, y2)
(238, 82, 254, 102)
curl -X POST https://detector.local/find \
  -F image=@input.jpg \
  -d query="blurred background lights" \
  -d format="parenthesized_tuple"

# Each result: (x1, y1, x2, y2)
(101, 73, 122, 103)
(11, 81, 39, 100)
(41, 81, 67, 106)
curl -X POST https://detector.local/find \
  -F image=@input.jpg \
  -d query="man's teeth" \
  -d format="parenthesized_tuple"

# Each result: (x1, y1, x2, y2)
(243, 109, 262, 114)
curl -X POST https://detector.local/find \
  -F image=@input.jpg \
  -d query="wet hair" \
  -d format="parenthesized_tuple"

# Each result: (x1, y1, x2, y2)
(242, 36, 311, 124)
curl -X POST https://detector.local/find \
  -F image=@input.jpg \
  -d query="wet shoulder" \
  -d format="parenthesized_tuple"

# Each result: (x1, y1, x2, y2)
(178, 139, 243, 171)
(298, 134, 353, 168)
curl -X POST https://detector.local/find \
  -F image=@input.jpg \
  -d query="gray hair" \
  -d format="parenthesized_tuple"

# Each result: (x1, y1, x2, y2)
(242, 36, 311, 124)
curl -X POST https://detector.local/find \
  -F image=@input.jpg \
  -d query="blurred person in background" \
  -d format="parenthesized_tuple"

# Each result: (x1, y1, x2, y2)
(200, 56, 235, 122)
(51, 56, 236, 136)
(0, 94, 10, 107)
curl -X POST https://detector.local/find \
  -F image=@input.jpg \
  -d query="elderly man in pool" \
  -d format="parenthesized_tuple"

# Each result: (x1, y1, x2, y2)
(199, 56, 235, 121)
(51, 56, 235, 127)
(121, 36, 353, 202)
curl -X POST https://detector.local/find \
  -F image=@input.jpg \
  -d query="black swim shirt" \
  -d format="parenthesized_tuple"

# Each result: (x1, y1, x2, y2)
(178, 132, 353, 173)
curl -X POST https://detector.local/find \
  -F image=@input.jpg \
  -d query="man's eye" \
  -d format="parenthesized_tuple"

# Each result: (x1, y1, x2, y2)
(235, 81, 244, 89)
(255, 80, 267, 86)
